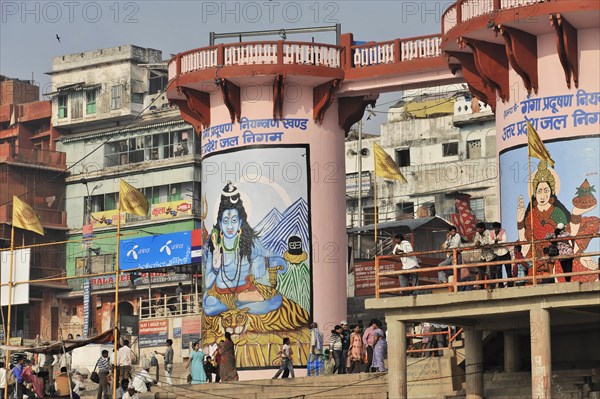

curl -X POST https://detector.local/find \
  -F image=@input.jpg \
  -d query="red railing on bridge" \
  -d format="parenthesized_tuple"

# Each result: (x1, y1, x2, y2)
(374, 233, 600, 298)
(442, 0, 551, 35)
(168, 34, 444, 80)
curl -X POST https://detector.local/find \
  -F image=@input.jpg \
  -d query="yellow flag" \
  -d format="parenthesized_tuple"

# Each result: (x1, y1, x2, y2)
(119, 179, 149, 216)
(373, 142, 408, 182)
(527, 121, 555, 167)
(12, 195, 44, 236)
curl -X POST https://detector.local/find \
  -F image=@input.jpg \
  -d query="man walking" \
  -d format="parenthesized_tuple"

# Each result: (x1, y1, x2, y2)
(96, 350, 111, 399)
(307, 322, 323, 376)
(362, 320, 377, 372)
(13, 355, 26, 399)
(340, 321, 351, 374)
(118, 339, 135, 381)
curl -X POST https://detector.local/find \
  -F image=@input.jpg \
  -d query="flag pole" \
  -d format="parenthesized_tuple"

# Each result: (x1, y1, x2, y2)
(3, 224, 15, 399)
(528, 155, 537, 285)
(112, 201, 121, 399)
(374, 145, 380, 299)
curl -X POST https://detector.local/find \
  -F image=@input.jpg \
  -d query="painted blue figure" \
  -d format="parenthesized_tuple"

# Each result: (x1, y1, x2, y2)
(203, 182, 288, 317)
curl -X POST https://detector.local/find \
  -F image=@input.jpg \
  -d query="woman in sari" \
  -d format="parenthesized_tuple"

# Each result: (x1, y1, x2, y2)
(348, 324, 364, 373)
(185, 341, 207, 384)
(219, 332, 238, 381)
(371, 321, 387, 372)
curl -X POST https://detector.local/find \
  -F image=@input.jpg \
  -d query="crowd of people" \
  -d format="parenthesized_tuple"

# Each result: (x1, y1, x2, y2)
(303, 319, 388, 377)
(393, 220, 578, 294)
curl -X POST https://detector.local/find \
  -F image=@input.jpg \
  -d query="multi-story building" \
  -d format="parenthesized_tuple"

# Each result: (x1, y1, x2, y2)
(0, 77, 68, 341)
(346, 85, 497, 259)
(49, 45, 201, 338)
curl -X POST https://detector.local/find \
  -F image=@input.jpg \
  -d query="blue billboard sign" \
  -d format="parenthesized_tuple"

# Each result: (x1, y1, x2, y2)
(119, 231, 192, 270)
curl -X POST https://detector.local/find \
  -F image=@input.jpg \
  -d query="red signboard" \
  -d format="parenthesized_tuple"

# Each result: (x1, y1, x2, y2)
(354, 261, 402, 297)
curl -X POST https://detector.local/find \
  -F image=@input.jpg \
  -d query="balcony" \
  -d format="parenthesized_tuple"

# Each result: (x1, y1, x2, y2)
(0, 203, 67, 229)
(442, 0, 598, 37)
(0, 143, 66, 170)
(167, 34, 447, 87)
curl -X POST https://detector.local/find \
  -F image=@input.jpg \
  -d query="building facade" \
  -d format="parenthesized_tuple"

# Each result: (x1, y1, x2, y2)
(0, 77, 68, 341)
(49, 45, 201, 338)
(346, 85, 497, 258)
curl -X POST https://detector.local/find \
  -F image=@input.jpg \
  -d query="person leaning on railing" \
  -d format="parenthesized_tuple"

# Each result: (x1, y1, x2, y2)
(490, 222, 512, 287)
(392, 234, 419, 295)
(474, 222, 495, 286)
(438, 226, 462, 284)
(511, 245, 530, 287)
(528, 247, 565, 285)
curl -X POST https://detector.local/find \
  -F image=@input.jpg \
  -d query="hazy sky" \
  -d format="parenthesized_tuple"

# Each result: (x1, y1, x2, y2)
(1, 0, 447, 131)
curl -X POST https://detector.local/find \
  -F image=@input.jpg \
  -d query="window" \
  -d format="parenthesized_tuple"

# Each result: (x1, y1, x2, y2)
(131, 93, 144, 104)
(111, 85, 122, 110)
(364, 207, 375, 226)
(467, 139, 481, 159)
(58, 95, 68, 118)
(131, 79, 144, 104)
(396, 202, 414, 220)
(104, 129, 195, 167)
(442, 142, 458, 157)
(86, 90, 97, 114)
(395, 148, 410, 167)
(471, 198, 485, 222)
(71, 92, 83, 119)
(170, 184, 181, 201)
(149, 71, 167, 94)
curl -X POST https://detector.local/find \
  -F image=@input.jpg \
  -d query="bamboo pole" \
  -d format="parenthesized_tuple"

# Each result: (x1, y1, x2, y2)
(112, 202, 121, 399)
(529, 156, 537, 285)
(3, 225, 15, 399)
(374, 152, 380, 299)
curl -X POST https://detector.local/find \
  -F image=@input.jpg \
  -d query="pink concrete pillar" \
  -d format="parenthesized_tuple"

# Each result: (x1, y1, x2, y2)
(465, 328, 484, 399)
(386, 317, 407, 399)
(530, 306, 552, 399)
(199, 80, 347, 370)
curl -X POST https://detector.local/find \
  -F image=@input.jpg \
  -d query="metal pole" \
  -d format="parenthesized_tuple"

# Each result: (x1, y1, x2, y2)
(112, 201, 121, 399)
(211, 24, 339, 44)
(357, 120, 363, 259)
(3, 224, 15, 399)
(85, 186, 92, 337)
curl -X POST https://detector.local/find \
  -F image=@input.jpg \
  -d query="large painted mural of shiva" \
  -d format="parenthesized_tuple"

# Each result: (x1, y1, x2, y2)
(201, 145, 311, 368)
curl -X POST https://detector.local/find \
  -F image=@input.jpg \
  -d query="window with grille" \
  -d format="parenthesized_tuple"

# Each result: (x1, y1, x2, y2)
(111, 85, 122, 110)
(86, 90, 97, 114)
(471, 198, 485, 222)
(58, 95, 68, 118)
(71, 92, 83, 119)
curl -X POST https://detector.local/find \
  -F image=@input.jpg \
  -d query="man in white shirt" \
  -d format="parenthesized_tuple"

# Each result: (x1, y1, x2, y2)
(122, 386, 139, 399)
(438, 226, 462, 284)
(131, 367, 154, 393)
(392, 234, 419, 295)
(474, 222, 495, 285)
(118, 340, 136, 381)
(490, 222, 512, 287)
